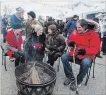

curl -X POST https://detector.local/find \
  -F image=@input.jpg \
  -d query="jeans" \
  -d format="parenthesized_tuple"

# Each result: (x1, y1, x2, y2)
(47, 52, 62, 66)
(61, 53, 92, 84)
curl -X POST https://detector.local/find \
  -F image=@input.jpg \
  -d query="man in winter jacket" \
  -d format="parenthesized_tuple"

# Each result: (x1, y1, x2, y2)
(45, 24, 66, 66)
(10, 7, 24, 31)
(66, 15, 79, 38)
(5, 21, 25, 67)
(61, 19, 100, 91)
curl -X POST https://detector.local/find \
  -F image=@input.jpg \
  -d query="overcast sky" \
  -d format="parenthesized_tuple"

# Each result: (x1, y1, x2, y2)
(0, 0, 105, 19)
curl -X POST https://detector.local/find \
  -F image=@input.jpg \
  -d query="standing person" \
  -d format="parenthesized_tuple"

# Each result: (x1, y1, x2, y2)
(102, 24, 106, 55)
(10, 7, 24, 31)
(61, 19, 100, 91)
(45, 24, 66, 66)
(25, 11, 36, 38)
(1, 14, 9, 42)
(66, 15, 79, 38)
(38, 15, 44, 27)
(5, 23, 25, 67)
(93, 18, 102, 58)
(25, 11, 43, 38)
(24, 24, 46, 62)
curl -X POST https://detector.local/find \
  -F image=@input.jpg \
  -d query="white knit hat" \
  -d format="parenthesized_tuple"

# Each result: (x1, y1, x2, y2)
(34, 24, 43, 32)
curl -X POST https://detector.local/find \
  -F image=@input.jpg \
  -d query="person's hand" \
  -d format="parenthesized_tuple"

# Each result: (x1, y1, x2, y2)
(68, 41, 75, 47)
(45, 48, 50, 52)
(17, 51, 23, 56)
(77, 49, 86, 55)
(31, 24, 36, 28)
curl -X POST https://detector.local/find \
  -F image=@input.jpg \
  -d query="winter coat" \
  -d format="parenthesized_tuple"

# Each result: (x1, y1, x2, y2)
(10, 14, 23, 28)
(24, 32, 46, 62)
(1, 18, 8, 28)
(67, 30, 100, 61)
(5, 29, 23, 58)
(66, 19, 77, 34)
(1, 18, 8, 37)
(25, 20, 43, 38)
(25, 20, 35, 38)
(46, 32, 66, 55)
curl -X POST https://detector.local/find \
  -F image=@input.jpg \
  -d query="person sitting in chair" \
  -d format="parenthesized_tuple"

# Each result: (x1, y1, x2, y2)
(45, 24, 66, 66)
(61, 19, 100, 91)
(5, 23, 25, 67)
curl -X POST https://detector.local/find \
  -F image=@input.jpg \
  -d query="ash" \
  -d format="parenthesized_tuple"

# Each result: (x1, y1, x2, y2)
(18, 66, 52, 84)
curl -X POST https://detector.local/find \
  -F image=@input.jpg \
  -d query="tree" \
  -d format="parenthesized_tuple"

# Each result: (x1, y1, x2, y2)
(3, 5, 12, 15)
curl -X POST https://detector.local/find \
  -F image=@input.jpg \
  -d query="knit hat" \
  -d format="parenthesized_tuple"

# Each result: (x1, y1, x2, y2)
(73, 15, 79, 18)
(27, 11, 36, 19)
(34, 24, 43, 32)
(16, 7, 24, 13)
(11, 23, 23, 29)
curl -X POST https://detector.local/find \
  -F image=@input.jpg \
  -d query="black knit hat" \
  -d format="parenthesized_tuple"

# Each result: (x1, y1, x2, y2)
(73, 15, 79, 18)
(27, 11, 36, 19)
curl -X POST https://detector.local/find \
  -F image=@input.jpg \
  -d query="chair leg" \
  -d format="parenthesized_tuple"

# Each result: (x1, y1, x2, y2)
(92, 61, 95, 78)
(57, 57, 60, 72)
(85, 67, 91, 85)
(4, 56, 7, 71)
(2, 50, 4, 65)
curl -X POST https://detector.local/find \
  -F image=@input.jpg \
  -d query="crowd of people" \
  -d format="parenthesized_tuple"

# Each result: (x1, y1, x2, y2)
(0, 7, 106, 91)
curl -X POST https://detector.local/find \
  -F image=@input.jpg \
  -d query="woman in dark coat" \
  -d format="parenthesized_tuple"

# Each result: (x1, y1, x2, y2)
(24, 24, 46, 62)
(45, 24, 66, 66)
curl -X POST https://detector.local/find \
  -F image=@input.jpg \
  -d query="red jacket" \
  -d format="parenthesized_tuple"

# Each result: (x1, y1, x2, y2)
(67, 30, 100, 60)
(6, 29, 23, 57)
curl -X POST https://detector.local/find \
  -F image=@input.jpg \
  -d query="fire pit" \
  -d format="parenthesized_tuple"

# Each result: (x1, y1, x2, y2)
(15, 62, 56, 95)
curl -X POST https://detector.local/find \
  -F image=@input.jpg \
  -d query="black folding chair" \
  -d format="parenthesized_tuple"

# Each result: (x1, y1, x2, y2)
(85, 55, 97, 85)
(1, 45, 7, 71)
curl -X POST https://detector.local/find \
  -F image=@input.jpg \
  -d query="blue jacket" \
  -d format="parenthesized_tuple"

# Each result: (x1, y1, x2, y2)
(66, 19, 77, 34)
(1, 18, 8, 28)
(10, 14, 23, 28)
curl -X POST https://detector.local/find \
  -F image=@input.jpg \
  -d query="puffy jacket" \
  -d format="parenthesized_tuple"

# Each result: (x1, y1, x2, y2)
(46, 32, 66, 53)
(10, 14, 23, 28)
(67, 30, 100, 60)
(6, 29, 23, 57)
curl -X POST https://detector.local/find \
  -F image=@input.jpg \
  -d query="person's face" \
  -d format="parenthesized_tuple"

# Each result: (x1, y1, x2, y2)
(36, 29, 43, 36)
(28, 15, 33, 21)
(48, 29, 52, 34)
(77, 23, 85, 34)
(74, 17, 78, 20)
(7, 18, 10, 23)
(19, 12, 24, 19)
(15, 29, 22, 34)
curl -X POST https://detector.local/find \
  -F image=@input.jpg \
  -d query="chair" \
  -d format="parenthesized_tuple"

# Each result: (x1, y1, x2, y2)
(85, 55, 97, 85)
(1, 45, 7, 71)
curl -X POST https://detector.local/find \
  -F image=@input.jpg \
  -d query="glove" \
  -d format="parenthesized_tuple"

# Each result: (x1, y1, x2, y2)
(78, 49, 86, 55)
(49, 51, 56, 56)
(17, 51, 23, 55)
(68, 41, 75, 47)
(32, 43, 43, 49)
(14, 52, 21, 58)
(50, 45, 57, 51)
